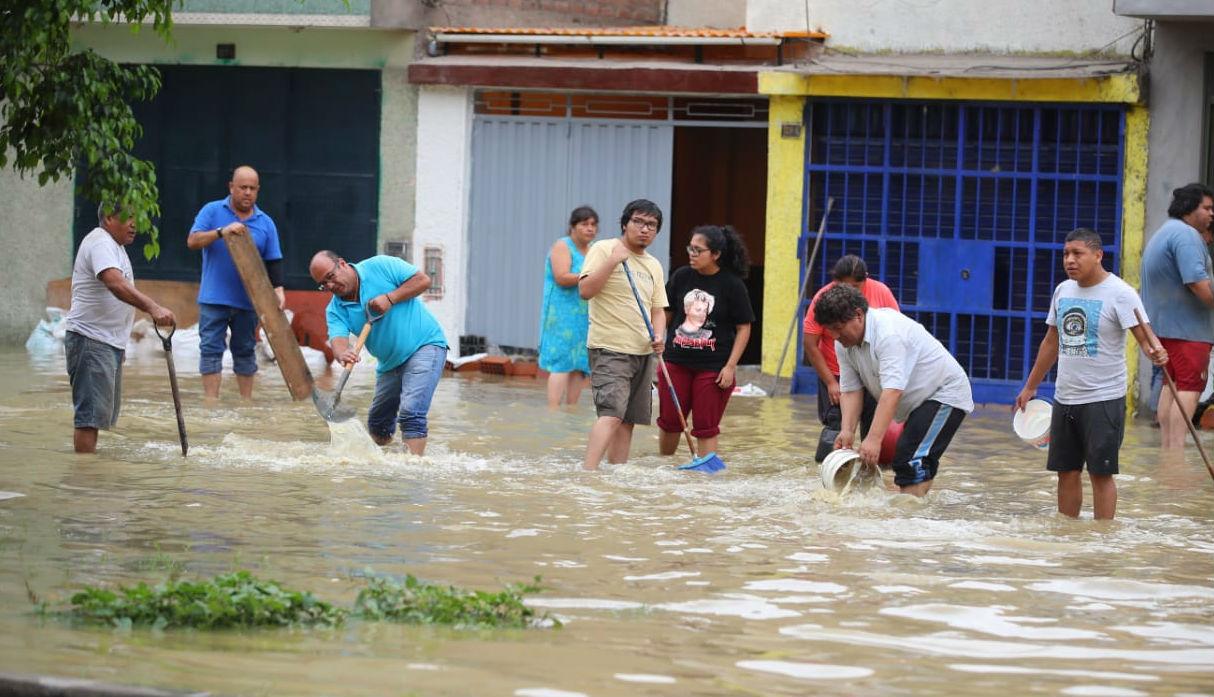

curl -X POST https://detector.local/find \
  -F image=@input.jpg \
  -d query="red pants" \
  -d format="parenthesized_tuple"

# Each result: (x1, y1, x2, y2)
(656, 361, 734, 439)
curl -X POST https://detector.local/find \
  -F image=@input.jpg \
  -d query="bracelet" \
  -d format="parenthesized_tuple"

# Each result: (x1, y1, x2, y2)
(385, 294, 394, 306)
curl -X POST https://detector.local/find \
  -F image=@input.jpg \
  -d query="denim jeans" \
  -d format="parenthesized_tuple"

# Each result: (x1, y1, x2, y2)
(198, 303, 259, 376)
(367, 344, 447, 440)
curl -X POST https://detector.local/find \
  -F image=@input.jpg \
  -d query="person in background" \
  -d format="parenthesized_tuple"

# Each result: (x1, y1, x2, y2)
(657, 225, 755, 460)
(1016, 228, 1167, 520)
(802, 255, 900, 462)
(187, 165, 284, 401)
(539, 206, 598, 408)
(1139, 183, 1214, 449)
(66, 204, 175, 453)
(578, 199, 668, 471)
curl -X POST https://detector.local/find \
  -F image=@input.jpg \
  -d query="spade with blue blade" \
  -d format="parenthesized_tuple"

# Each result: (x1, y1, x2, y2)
(622, 260, 726, 474)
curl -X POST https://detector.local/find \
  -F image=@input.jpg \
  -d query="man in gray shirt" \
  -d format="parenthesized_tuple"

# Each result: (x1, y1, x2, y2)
(814, 284, 973, 496)
(1140, 183, 1214, 450)
(65, 204, 175, 453)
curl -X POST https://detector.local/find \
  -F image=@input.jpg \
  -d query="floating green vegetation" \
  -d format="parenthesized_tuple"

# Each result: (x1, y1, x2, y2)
(63, 571, 345, 630)
(354, 575, 559, 629)
(50, 571, 559, 631)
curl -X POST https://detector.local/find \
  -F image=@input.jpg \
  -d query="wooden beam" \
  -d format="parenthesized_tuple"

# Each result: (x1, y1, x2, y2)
(226, 233, 314, 401)
(408, 63, 759, 94)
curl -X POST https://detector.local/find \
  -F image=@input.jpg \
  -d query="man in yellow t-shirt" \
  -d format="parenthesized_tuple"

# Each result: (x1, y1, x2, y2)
(578, 199, 670, 470)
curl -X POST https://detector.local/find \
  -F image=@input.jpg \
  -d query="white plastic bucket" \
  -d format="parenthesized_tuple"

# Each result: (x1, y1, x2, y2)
(1013, 399, 1052, 450)
(820, 448, 881, 493)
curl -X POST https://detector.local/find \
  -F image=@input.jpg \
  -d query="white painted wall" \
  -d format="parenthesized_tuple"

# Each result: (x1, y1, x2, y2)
(747, 0, 1143, 54)
(413, 86, 474, 354)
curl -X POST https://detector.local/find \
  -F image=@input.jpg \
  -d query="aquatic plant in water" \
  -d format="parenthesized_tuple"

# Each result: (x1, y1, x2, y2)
(354, 575, 559, 629)
(64, 571, 346, 630)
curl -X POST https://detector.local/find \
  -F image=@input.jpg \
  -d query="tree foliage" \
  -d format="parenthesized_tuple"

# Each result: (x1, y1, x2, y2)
(0, 1, 175, 259)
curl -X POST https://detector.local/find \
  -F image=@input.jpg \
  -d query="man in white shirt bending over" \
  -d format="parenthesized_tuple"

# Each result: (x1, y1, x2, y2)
(814, 284, 974, 496)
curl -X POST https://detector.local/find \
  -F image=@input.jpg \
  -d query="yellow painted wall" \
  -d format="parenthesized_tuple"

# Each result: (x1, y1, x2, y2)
(758, 71, 1142, 105)
(761, 95, 808, 378)
(1121, 105, 1150, 416)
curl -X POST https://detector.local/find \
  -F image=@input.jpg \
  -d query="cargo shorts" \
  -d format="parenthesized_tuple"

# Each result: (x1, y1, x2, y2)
(589, 348, 655, 424)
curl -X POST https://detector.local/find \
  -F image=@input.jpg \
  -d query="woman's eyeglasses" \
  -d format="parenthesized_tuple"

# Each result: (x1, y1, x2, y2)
(686, 245, 709, 256)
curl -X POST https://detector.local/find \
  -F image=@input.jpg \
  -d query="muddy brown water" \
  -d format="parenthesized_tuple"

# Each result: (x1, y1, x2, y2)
(0, 347, 1211, 696)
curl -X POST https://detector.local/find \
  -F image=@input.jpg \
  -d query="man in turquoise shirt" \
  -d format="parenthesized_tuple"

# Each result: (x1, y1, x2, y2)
(310, 251, 448, 455)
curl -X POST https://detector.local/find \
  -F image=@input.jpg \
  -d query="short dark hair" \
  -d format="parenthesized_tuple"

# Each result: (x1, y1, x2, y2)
(568, 205, 598, 228)
(813, 283, 868, 326)
(1167, 183, 1214, 220)
(1064, 227, 1103, 251)
(832, 255, 868, 282)
(619, 199, 663, 233)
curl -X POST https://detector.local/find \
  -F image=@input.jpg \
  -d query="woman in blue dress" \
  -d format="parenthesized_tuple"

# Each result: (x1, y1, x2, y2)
(539, 206, 598, 407)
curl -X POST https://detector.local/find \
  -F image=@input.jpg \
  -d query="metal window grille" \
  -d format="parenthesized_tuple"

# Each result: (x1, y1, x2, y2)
(796, 99, 1125, 403)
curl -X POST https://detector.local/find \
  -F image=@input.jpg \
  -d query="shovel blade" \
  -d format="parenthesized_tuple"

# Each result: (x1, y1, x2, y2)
(677, 452, 726, 474)
(312, 389, 356, 423)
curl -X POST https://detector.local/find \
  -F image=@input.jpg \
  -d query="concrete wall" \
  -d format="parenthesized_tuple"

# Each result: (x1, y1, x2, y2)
(0, 158, 73, 344)
(747, 0, 1142, 54)
(372, 0, 661, 29)
(413, 86, 474, 354)
(666, 0, 746, 28)
(1143, 22, 1214, 234)
(0, 22, 416, 344)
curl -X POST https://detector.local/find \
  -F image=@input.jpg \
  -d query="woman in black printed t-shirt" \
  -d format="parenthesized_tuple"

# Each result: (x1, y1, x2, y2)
(658, 225, 755, 459)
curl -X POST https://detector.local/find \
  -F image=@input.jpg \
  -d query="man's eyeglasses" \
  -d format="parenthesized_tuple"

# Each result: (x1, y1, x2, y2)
(629, 217, 659, 231)
(316, 264, 340, 290)
(687, 245, 709, 256)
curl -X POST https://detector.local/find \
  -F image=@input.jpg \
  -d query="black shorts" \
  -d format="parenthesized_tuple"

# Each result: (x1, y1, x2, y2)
(891, 400, 966, 487)
(1046, 398, 1125, 476)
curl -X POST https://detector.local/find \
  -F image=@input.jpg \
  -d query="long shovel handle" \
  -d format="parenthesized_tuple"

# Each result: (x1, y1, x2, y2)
(154, 321, 188, 457)
(331, 321, 374, 406)
(621, 261, 698, 460)
(1134, 309, 1214, 483)
(771, 197, 834, 397)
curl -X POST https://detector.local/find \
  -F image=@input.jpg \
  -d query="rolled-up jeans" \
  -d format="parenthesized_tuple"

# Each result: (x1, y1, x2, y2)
(367, 344, 447, 440)
(198, 303, 258, 376)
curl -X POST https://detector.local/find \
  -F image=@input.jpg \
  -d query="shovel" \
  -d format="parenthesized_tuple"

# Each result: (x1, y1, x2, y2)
(312, 306, 383, 423)
(621, 261, 726, 474)
(153, 321, 188, 457)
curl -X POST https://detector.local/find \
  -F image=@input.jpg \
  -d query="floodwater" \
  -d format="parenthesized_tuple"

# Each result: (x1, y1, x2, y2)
(1, 345, 1212, 696)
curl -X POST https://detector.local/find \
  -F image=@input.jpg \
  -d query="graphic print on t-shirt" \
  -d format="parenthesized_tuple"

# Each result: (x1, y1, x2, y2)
(1058, 297, 1102, 357)
(674, 288, 717, 351)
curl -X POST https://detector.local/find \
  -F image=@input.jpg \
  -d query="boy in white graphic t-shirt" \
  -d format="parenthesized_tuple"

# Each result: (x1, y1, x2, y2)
(1016, 228, 1168, 520)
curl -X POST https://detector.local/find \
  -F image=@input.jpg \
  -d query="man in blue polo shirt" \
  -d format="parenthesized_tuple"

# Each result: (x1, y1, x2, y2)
(187, 165, 285, 401)
(309, 250, 449, 455)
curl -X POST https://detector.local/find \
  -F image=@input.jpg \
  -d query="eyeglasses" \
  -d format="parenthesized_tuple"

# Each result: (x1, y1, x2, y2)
(316, 263, 341, 290)
(629, 217, 659, 231)
(686, 245, 709, 256)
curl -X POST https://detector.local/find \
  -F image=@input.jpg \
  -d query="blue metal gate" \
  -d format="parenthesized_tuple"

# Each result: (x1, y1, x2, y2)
(793, 100, 1125, 404)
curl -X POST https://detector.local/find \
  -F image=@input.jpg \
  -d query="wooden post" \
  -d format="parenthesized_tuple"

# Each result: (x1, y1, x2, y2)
(226, 232, 314, 400)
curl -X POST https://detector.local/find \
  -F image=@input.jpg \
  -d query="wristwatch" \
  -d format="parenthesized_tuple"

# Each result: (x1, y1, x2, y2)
(215, 227, 224, 238)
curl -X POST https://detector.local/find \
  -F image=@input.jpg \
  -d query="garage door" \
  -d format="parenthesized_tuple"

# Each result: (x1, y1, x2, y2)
(73, 65, 381, 290)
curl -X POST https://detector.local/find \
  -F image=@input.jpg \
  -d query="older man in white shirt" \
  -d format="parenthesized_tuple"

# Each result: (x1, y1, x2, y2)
(813, 284, 973, 496)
